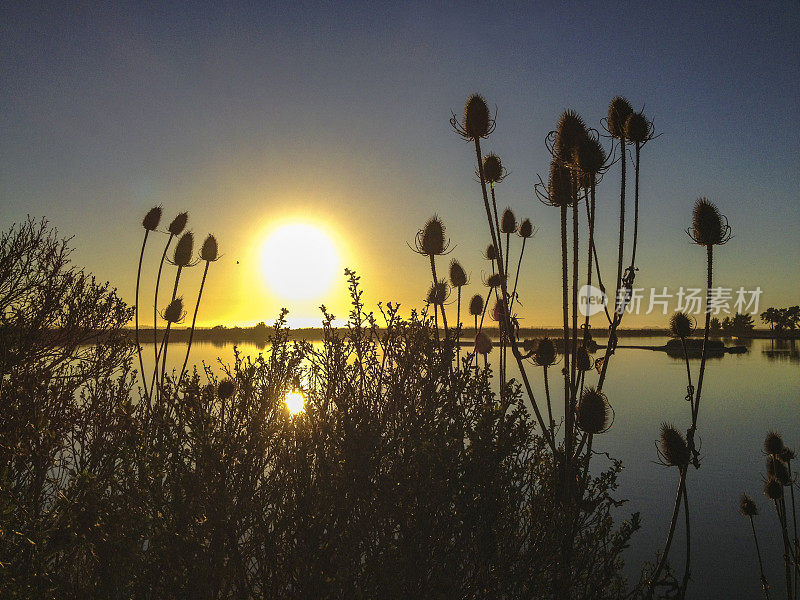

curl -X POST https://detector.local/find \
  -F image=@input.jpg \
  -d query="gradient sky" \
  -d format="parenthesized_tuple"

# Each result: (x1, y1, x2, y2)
(3, 2, 799, 328)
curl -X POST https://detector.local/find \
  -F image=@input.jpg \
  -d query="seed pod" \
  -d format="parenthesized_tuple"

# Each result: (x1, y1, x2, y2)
(200, 234, 218, 262)
(474, 331, 493, 355)
(163, 297, 185, 324)
(669, 312, 694, 338)
(519, 218, 533, 238)
(173, 232, 194, 267)
(573, 136, 606, 177)
(500, 208, 517, 234)
(739, 494, 758, 517)
(764, 477, 783, 500)
(625, 111, 650, 144)
(767, 456, 791, 486)
(491, 298, 505, 322)
(482, 153, 504, 184)
(548, 160, 573, 207)
(217, 378, 235, 400)
(469, 294, 484, 316)
(576, 346, 592, 371)
(464, 94, 491, 139)
(485, 244, 498, 261)
(576, 388, 611, 434)
(168, 212, 188, 236)
(142, 206, 162, 231)
(659, 423, 690, 467)
(556, 109, 588, 162)
(486, 273, 504, 289)
(764, 430, 784, 455)
(449, 259, 467, 288)
(419, 216, 446, 256)
(607, 97, 633, 139)
(426, 280, 448, 306)
(533, 337, 556, 367)
(691, 198, 728, 246)
(779, 447, 795, 462)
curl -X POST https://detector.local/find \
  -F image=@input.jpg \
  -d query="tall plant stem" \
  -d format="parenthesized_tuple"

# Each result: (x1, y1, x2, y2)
(509, 237, 526, 312)
(429, 255, 449, 341)
(456, 287, 462, 365)
(648, 469, 687, 597)
(584, 186, 594, 335)
(630, 142, 641, 269)
(179, 260, 210, 383)
(490, 184, 503, 269)
(749, 515, 772, 600)
(543, 366, 554, 430)
(776, 499, 794, 600)
(614, 137, 627, 316)
(135, 230, 150, 396)
(681, 481, 691, 596)
(570, 191, 579, 400)
(153, 265, 183, 398)
(560, 203, 571, 462)
(689, 245, 713, 458)
(152, 234, 175, 392)
(788, 457, 799, 599)
(473, 137, 555, 452)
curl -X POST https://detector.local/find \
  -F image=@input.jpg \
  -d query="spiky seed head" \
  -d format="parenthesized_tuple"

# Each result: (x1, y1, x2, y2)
(217, 378, 235, 400)
(464, 94, 491, 139)
(533, 337, 556, 367)
(691, 198, 728, 246)
(474, 331, 493, 355)
(200, 234, 218, 262)
(779, 447, 795, 462)
(500, 207, 517, 234)
(468, 294, 484, 316)
(426, 280, 448, 305)
(607, 97, 634, 139)
(485, 244, 498, 261)
(576, 387, 611, 434)
(625, 111, 650, 143)
(483, 153, 504, 183)
(173, 232, 194, 267)
(163, 297, 185, 324)
(491, 298, 506, 322)
(556, 109, 588, 161)
(764, 477, 783, 500)
(420, 216, 446, 256)
(548, 160, 573, 207)
(669, 312, 694, 338)
(449, 259, 467, 288)
(573, 136, 606, 177)
(739, 494, 758, 517)
(576, 346, 592, 371)
(142, 206, 162, 231)
(767, 456, 791, 486)
(486, 273, 504, 289)
(168, 212, 188, 236)
(764, 430, 784, 455)
(659, 423, 690, 467)
(519, 218, 533, 238)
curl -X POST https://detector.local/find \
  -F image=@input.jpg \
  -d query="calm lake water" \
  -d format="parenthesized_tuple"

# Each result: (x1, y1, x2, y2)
(145, 336, 799, 599)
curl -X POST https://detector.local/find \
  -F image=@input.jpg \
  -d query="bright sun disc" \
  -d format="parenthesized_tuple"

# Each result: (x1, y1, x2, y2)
(261, 223, 339, 300)
(285, 390, 306, 415)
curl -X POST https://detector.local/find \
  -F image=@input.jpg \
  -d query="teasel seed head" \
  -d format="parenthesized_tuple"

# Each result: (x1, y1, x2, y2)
(519, 218, 534, 239)
(669, 311, 694, 338)
(162, 297, 185, 324)
(463, 94, 491, 140)
(764, 430, 784, 455)
(547, 160, 573, 207)
(474, 331, 493, 355)
(573, 136, 607, 177)
(200, 234, 218, 262)
(556, 109, 588, 162)
(426, 280, 449, 306)
(659, 423, 690, 467)
(449, 259, 468, 288)
(767, 456, 791, 486)
(576, 346, 592, 371)
(168, 212, 188, 236)
(485, 273, 504, 289)
(173, 232, 194, 267)
(484, 244, 498, 261)
(217, 378, 235, 400)
(142, 206, 162, 231)
(491, 298, 506, 322)
(739, 494, 758, 517)
(482, 153, 505, 184)
(533, 337, 557, 367)
(689, 197, 731, 246)
(500, 207, 517, 234)
(764, 477, 783, 500)
(779, 446, 795, 462)
(607, 97, 634, 139)
(469, 294, 484, 316)
(625, 111, 650, 144)
(576, 387, 612, 434)
(417, 215, 448, 256)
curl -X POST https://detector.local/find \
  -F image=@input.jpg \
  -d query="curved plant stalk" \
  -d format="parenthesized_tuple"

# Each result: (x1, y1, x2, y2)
(456, 286, 462, 365)
(614, 136, 627, 317)
(748, 514, 772, 599)
(152, 233, 175, 393)
(560, 201, 571, 461)
(179, 260, 210, 383)
(648, 468, 688, 596)
(509, 236, 527, 313)
(543, 365, 554, 430)
(630, 140, 642, 269)
(570, 186, 579, 400)
(688, 245, 713, 460)
(135, 229, 150, 396)
(429, 255, 449, 341)
(774, 497, 794, 600)
(153, 265, 184, 398)
(681, 482, 691, 595)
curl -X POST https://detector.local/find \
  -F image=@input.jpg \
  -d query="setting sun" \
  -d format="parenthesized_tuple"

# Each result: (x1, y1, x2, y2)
(284, 390, 306, 415)
(260, 223, 339, 300)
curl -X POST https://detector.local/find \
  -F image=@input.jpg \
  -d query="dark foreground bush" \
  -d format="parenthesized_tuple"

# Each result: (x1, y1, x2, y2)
(1, 224, 638, 598)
